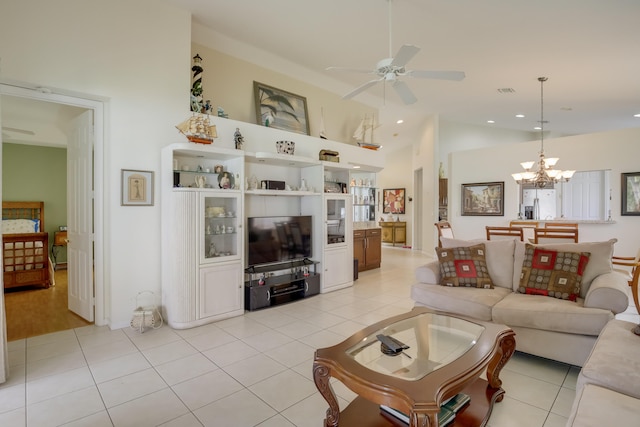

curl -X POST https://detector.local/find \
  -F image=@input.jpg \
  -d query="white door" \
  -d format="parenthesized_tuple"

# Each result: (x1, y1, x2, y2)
(67, 110, 94, 321)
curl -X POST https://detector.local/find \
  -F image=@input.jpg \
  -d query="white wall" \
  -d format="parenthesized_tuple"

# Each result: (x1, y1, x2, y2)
(439, 120, 537, 177)
(449, 127, 640, 256)
(0, 0, 191, 328)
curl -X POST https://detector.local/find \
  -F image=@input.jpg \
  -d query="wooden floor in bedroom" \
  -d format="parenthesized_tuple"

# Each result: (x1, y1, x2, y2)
(4, 269, 92, 341)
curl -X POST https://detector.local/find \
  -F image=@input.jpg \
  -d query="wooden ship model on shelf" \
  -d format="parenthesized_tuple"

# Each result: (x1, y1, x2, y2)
(176, 113, 218, 144)
(353, 114, 381, 150)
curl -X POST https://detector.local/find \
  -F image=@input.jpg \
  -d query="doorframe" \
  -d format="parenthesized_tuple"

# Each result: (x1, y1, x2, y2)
(0, 80, 107, 326)
(413, 168, 423, 252)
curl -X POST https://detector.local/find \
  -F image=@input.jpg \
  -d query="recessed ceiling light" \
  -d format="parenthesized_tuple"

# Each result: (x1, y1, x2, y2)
(634, 113, 640, 118)
(352, 165, 361, 169)
(515, 114, 525, 118)
(534, 126, 542, 130)
(396, 119, 404, 124)
(487, 120, 495, 124)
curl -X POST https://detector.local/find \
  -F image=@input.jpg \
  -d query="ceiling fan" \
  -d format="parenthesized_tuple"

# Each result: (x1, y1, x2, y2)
(326, 0, 465, 105)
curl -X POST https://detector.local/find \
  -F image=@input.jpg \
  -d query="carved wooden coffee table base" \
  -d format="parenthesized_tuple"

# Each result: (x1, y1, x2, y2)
(313, 308, 516, 427)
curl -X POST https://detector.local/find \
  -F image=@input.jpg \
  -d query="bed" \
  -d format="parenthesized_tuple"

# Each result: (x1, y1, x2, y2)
(2, 201, 51, 289)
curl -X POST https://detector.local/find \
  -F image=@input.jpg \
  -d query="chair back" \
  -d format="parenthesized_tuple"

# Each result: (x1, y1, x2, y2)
(486, 226, 524, 241)
(612, 251, 640, 316)
(509, 220, 539, 242)
(545, 222, 579, 229)
(434, 221, 454, 247)
(533, 227, 579, 244)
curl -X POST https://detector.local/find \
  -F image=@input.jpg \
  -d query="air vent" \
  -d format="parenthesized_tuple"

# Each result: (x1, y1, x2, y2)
(497, 88, 516, 94)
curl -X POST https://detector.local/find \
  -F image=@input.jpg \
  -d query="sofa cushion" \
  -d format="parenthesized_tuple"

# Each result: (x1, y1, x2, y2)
(517, 244, 590, 301)
(440, 237, 515, 289)
(411, 283, 511, 321)
(577, 319, 640, 399)
(492, 293, 612, 336)
(514, 239, 616, 297)
(436, 244, 493, 288)
(567, 383, 640, 427)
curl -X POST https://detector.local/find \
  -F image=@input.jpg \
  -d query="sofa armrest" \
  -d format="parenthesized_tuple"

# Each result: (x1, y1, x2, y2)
(415, 260, 440, 284)
(583, 272, 629, 314)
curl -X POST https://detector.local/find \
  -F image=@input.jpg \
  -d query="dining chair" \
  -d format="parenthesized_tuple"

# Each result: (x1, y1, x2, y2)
(612, 250, 640, 315)
(485, 226, 524, 241)
(434, 221, 454, 247)
(533, 227, 579, 244)
(509, 220, 539, 242)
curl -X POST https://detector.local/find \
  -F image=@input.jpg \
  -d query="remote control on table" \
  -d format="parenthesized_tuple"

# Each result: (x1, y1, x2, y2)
(376, 334, 409, 354)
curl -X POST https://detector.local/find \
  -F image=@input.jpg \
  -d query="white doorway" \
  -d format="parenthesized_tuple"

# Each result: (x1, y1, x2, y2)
(0, 82, 105, 326)
(413, 168, 423, 251)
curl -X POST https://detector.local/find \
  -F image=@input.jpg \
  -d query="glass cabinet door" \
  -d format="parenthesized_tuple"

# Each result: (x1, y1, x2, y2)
(201, 193, 241, 263)
(326, 197, 346, 246)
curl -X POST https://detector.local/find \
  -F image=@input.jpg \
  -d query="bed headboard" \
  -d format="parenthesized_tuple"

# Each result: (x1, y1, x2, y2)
(2, 201, 45, 231)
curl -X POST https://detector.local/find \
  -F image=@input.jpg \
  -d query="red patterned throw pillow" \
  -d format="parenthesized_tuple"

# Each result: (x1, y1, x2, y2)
(436, 243, 494, 288)
(518, 244, 590, 301)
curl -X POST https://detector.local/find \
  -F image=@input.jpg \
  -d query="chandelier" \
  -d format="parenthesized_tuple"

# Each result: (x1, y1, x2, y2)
(512, 77, 574, 188)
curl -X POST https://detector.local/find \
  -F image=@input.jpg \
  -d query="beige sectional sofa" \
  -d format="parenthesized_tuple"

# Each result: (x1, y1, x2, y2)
(411, 237, 629, 367)
(567, 318, 640, 426)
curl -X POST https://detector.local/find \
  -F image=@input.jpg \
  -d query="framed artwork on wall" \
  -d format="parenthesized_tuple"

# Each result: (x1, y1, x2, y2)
(253, 81, 310, 135)
(121, 169, 154, 206)
(461, 181, 504, 216)
(621, 172, 640, 216)
(383, 188, 406, 214)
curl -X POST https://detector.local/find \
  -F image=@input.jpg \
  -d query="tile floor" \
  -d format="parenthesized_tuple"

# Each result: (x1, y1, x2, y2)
(1, 247, 637, 427)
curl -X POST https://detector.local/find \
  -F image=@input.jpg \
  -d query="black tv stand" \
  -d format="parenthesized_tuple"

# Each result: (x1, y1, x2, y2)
(244, 259, 320, 311)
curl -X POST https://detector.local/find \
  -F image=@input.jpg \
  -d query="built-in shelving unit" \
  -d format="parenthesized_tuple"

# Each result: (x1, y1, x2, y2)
(161, 116, 384, 326)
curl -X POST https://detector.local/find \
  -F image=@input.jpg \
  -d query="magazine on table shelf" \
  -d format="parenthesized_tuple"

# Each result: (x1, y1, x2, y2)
(379, 393, 470, 426)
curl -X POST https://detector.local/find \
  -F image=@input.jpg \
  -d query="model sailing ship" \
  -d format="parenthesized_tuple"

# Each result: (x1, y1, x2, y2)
(353, 114, 381, 150)
(176, 113, 218, 144)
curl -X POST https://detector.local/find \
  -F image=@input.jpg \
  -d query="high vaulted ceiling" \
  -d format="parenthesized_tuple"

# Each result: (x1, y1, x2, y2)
(169, 0, 640, 139)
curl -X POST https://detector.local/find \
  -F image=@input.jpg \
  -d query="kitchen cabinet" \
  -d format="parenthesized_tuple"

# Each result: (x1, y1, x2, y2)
(353, 228, 381, 272)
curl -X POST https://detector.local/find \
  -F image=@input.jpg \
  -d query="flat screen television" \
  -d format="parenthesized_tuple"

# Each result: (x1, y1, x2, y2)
(247, 216, 312, 267)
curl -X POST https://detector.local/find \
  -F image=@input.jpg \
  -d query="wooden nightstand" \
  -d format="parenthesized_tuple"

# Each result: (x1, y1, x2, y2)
(52, 231, 68, 270)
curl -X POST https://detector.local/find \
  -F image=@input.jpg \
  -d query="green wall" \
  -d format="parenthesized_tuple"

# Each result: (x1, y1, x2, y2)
(2, 143, 67, 261)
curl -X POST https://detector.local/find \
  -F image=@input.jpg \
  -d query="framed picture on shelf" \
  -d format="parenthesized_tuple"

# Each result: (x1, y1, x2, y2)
(383, 188, 406, 214)
(461, 181, 504, 216)
(121, 169, 154, 206)
(621, 172, 640, 216)
(253, 81, 310, 135)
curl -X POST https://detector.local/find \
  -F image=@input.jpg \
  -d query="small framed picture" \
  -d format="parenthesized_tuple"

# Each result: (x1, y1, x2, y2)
(461, 181, 505, 216)
(121, 169, 154, 206)
(621, 172, 640, 216)
(59, 226, 67, 231)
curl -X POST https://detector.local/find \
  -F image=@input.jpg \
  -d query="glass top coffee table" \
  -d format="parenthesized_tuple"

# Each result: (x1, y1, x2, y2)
(313, 307, 515, 427)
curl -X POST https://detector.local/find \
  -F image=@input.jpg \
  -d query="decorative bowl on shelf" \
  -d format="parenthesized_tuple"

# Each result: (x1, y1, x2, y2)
(276, 140, 295, 155)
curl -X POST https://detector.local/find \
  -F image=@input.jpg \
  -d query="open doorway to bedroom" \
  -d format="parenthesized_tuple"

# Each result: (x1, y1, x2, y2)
(1, 90, 98, 340)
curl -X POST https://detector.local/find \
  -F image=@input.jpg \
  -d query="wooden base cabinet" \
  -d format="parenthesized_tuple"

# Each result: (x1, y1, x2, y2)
(354, 228, 381, 272)
(380, 221, 406, 246)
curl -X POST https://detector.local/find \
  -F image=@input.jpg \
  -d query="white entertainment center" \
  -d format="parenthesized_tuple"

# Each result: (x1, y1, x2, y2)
(161, 116, 384, 329)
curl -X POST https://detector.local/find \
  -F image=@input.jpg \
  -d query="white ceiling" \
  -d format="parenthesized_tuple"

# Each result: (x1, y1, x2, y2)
(169, 0, 640, 139)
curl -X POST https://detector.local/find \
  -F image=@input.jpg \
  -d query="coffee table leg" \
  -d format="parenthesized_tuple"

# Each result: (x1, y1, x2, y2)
(313, 362, 340, 427)
(485, 331, 516, 394)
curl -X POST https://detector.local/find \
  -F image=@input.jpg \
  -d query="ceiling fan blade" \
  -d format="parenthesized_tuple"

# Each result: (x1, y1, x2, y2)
(392, 80, 417, 105)
(326, 66, 375, 74)
(342, 78, 384, 100)
(406, 70, 466, 81)
(391, 45, 420, 68)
